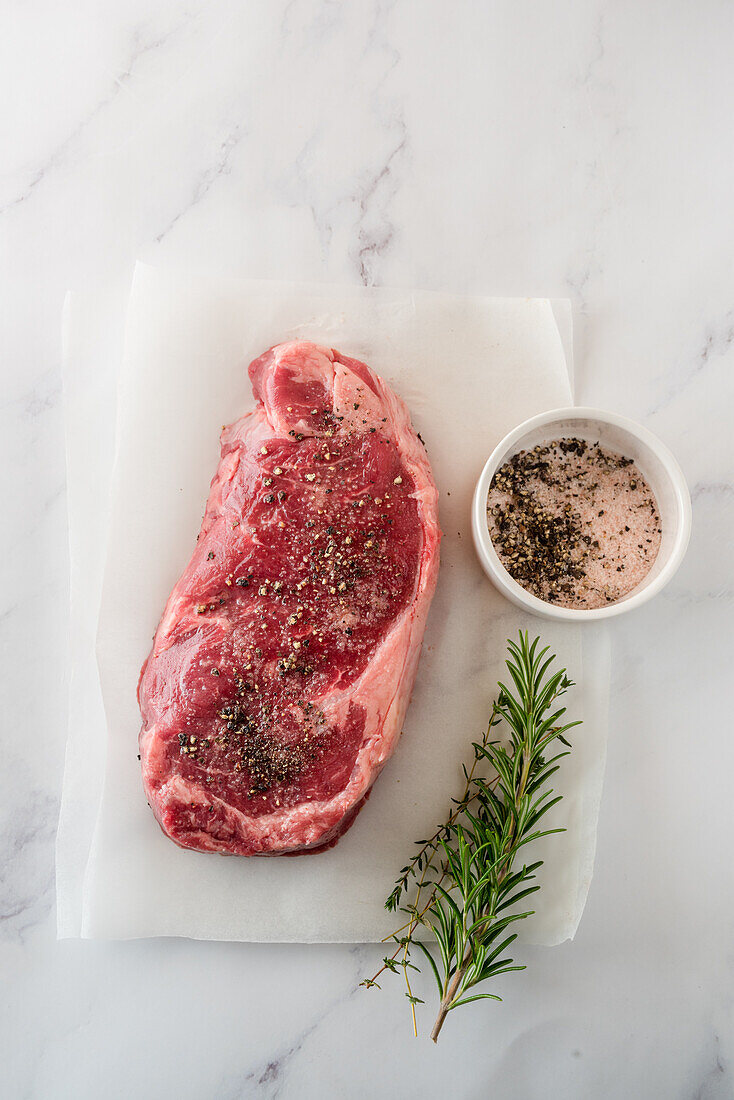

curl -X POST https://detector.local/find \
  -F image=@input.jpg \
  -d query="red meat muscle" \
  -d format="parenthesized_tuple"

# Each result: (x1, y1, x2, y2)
(138, 341, 440, 855)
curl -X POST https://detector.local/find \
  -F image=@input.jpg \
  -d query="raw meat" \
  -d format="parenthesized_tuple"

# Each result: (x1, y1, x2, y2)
(138, 341, 440, 855)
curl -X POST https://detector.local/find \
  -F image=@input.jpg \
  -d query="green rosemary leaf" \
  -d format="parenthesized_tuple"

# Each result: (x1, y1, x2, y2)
(494, 884, 541, 913)
(450, 993, 503, 1008)
(476, 963, 527, 983)
(413, 939, 443, 995)
(514, 826, 566, 852)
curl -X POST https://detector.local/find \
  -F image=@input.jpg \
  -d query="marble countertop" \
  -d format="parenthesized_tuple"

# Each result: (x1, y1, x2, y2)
(2, 2, 733, 1097)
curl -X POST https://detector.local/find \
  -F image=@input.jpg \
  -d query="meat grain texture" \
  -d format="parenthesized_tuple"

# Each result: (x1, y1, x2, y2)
(138, 341, 441, 855)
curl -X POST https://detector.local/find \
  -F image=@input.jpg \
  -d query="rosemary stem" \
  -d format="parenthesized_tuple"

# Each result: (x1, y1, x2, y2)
(430, 952, 472, 1042)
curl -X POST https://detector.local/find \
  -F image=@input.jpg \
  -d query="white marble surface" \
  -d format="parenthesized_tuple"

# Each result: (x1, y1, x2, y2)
(2, 2, 733, 1097)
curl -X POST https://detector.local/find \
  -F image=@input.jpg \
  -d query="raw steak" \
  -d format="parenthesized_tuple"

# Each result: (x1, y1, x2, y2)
(138, 341, 440, 855)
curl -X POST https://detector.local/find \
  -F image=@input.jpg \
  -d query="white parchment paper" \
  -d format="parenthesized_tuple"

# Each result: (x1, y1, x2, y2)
(58, 264, 608, 943)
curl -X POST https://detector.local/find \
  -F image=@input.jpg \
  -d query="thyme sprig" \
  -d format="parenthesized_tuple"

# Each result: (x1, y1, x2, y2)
(361, 632, 579, 1042)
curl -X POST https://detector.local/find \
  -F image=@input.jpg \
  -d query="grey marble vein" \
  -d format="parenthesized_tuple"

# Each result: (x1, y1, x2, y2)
(0, 9, 202, 216)
(649, 308, 734, 416)
(352, 122, 407, 285)
(155, 121, 247, 243)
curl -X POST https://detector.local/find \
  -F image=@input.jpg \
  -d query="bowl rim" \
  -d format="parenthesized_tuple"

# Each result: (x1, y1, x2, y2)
(471, 405, 692, 622)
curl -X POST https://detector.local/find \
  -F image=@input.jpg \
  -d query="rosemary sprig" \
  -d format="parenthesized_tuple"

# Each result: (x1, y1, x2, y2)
(361, 632, 579, 1042)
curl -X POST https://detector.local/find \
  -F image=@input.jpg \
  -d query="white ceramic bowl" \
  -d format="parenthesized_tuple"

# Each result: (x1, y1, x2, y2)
(471, 407, 691, 622)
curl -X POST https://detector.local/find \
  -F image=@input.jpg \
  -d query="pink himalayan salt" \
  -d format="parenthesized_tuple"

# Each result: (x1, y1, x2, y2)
(486, 438, 662, 610)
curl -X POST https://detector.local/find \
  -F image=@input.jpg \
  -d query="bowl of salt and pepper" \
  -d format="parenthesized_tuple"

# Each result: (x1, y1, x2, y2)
(472, 407, 691, 621)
